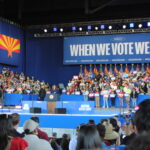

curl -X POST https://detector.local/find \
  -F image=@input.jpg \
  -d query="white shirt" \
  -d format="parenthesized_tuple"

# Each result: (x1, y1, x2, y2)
(69, 135, 77, 150)
(24, 134, 52, 150)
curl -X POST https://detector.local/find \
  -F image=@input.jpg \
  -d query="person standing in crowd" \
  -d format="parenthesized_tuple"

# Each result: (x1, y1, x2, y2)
(130, 88, 138, 108)
(118, 89, 124, 108)
(133, 99, 150, 134)
(0, 114, 28, 150)
(127, 132, 150, 150)
(30, 116, 49, 141)
(139, 82, 148, 94)
(95, 88, 100, 108)
(0, 86, 3, 105)
(39, 85, 46, 100)
(69, 126, 79, 150)
(101, 87, 109, 108)
(97, 123, 108, 149)
(76, 125, 102, 150)
(61, 134, 70, 150)
(11, 113, 24, 138)
(126, 99, 150, 150)
(83, 87, 89, 101)
(123, 84, 131, 109)
(23, 119, 51, 150)
(110, 89, 116, 107)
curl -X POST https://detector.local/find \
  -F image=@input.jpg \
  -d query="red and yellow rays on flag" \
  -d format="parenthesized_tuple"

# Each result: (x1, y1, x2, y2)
(0, 34, 20, 57)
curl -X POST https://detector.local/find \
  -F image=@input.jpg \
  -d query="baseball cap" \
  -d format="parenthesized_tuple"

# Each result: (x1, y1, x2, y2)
(23, 119, 39, 132)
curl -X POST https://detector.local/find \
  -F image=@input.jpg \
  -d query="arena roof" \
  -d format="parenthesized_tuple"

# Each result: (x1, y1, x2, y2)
(1, 0, 150, 26)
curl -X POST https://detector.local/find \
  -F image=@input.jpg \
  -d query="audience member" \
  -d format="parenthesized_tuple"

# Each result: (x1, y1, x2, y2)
(133, 99, 150, 133)
(11, 113, 24, 138)
(30, 116, 49, 141)
(0, 114, 28, 150)
(61, 134, 70, 150)
(102, 119, 119, 145)
(76, 125, 102, 150)
(23, 119, 51, 150)
(97, 123, 108, 149)
(127, 132, 150, 150)
(39, 85, 46, 100)
(69, 126, 79, 150)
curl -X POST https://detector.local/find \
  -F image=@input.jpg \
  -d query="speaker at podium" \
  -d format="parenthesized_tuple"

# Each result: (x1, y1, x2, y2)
(46, 94, 60, 101)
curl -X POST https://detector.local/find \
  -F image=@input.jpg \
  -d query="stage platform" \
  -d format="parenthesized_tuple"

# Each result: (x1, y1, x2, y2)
(0, 107, 129, 137)
(0, 107, 129, 128)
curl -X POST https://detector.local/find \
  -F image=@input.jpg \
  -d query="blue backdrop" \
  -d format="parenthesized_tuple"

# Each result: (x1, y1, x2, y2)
(25, 33, 80, 85)
(64, 33, 150, 64)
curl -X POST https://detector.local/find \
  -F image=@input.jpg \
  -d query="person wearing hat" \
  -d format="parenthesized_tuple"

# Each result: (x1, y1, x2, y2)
(30, 116, 49, 142)
(102, 120, 119, 145)
(23, 119, 52, 150)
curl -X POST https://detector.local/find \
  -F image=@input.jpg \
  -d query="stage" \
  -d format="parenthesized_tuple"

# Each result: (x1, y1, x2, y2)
(0, 106, 129, 137)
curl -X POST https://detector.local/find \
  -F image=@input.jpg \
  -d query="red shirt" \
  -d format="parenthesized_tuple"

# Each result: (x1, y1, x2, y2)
(37, 128, 49, 141)
(10, 137, 28, 150)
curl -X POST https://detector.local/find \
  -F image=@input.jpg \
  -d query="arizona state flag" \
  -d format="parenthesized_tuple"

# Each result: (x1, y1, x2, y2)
(84, 66, 89, 75)
(0, 34, 20, 57)
(125, 64, 130, 74)
(114, 65, 119, 74)
(146, 64, 150, 74)
(94, 65, 99, 75)
(104, 65, 109, 75)
(136, 64, 140, 72)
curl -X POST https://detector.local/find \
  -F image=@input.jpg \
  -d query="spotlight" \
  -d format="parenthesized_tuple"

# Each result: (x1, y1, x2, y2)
(60, 28, 63, 32)
(129, 23, 134, 28)
(138, 24, 142, 28)
(72, 26, 76, 31)
(87, 25, 92, 30)
(44, 29, 47, 33)
(147, 22, 150, 27)
(95, 26, 98, 30)
(100, 25, 105, 30)
(122, 25, 127, 29)
(79, 27, 82, 31)
(53, 27, 57, 32)
(108, 25, 112, 30)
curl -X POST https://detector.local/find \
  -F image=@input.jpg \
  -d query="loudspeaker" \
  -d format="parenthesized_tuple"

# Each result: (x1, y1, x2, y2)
(55, 108, 66, 114)
(30, 107, 41, 113)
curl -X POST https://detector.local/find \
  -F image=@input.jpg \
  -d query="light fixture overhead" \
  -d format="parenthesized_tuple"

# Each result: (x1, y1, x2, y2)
(44, 29, 47, 32)
(79, 27, 82, 31)
(138, 24, 142, 28)
(87, 25, 92, 30)
(108, 25, 112, 30)
(53, 27, 57, 32)
(95, 26, 98, 30)
(122, 25, 126, 29)
(72, 26, 76, 31)
(60, 28, 63, 32)
(100, 25, 105, 30)
(129, 23, 134, 28)
(147, 22, 150, 27)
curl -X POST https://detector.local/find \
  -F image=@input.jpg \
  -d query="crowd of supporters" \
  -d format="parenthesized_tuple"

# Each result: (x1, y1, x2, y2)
(1, 99, 150, 150)
(0, 67, 61, 97)
(65, 65, 150, 108)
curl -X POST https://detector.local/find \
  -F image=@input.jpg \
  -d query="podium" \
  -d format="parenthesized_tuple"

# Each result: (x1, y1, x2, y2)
(46, 94, 60, 101)
(46, 94, 60, 114)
